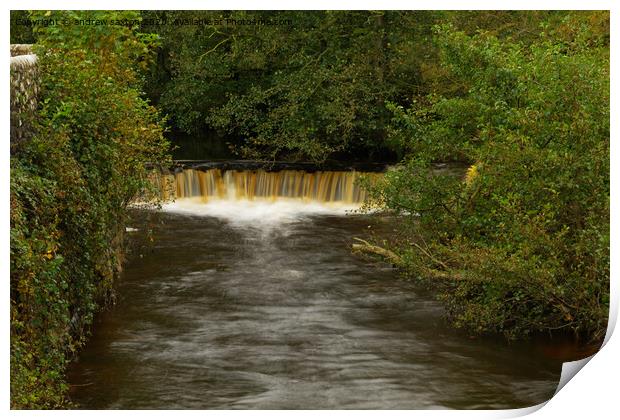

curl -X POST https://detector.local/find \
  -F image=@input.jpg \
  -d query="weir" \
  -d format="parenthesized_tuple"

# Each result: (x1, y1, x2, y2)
(155, 168, 382, 204)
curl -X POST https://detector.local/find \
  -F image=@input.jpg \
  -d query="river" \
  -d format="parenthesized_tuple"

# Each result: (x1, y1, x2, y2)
(67, 184, 575, 409)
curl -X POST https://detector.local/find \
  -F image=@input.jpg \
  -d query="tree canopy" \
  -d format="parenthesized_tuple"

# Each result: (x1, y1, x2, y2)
(367, 11, 609, 339)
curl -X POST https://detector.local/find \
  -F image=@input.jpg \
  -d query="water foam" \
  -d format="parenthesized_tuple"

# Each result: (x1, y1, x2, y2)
(161, 197, 362, 226)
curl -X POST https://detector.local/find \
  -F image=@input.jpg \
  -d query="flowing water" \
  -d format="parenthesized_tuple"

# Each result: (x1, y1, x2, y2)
(68, 168, 580, 409)
(155, 168, 382, 203)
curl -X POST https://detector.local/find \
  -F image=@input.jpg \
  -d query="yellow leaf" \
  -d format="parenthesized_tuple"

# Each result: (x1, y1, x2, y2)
(465, 164, 479, 186)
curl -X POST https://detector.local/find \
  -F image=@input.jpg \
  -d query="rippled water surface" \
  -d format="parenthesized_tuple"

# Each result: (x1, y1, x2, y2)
(69, 204, 567, 409)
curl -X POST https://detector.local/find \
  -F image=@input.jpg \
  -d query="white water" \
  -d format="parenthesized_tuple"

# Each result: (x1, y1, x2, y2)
(161, 197, 364, 227)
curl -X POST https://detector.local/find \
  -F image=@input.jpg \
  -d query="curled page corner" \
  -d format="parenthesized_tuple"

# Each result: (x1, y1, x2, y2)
(517, 352, 602, 418)
(554, 354, 595, 396)
(552, 292, 617, 397)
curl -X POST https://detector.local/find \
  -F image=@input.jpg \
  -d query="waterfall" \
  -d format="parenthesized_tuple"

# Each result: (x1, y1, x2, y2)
(155, 168, 381, 204)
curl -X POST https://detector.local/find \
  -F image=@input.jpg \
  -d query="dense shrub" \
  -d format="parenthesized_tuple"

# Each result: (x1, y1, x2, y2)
(368, 12, 609, 340)
(10, 11, 170, 408)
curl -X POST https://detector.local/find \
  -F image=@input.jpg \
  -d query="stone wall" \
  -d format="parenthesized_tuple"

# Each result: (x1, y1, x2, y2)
(10, 44, 38, 148)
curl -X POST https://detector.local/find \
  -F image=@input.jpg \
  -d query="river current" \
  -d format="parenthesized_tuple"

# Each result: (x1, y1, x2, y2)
(67, 198, 574, 409)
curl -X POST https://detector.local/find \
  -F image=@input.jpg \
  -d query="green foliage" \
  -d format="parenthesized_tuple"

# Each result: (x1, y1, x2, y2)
(145, 11, 565, 162)
(10, 10, 170, 408)
(369, 12, 609, 340)
(145, 11, 441, 161)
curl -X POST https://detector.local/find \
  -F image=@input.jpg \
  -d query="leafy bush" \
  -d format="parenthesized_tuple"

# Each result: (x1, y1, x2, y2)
(10, 11, 170, 408)
(369, 12, 609, 340)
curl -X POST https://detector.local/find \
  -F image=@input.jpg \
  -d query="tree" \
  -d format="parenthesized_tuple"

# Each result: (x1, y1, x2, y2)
(368, 12, 609, 340)
(144, 11, 441, 162)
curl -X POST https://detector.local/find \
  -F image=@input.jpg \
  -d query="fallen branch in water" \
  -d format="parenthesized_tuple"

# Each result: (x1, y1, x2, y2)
(351, 237, 404, 266)
(352, 237, 464, 281)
